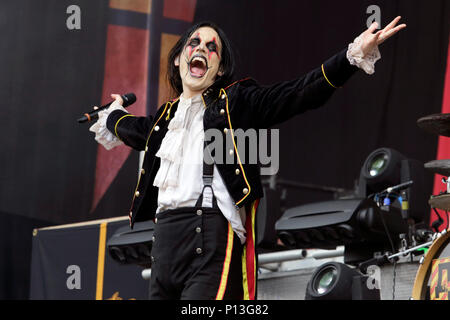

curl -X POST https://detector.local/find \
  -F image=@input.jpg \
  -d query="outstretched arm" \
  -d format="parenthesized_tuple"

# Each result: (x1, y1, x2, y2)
(239, 17, 407, 129)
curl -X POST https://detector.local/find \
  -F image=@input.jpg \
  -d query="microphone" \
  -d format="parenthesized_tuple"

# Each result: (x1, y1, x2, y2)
(400, 190, 409, 220)
(384, 180, 414, 194)
(77, 93, 136, 123)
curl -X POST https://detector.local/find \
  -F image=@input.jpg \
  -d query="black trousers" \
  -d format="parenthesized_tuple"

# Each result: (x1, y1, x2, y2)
(149, 206, 244, 300)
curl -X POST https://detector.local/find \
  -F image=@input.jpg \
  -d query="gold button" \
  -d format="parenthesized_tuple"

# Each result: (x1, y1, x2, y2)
(235, 169, 240, 175)
(221, 94, 226, 99)
(196, 248, 203, 254)
(154, 126, 160, 131)
(243, 188, 249, 195)
(224, 128, 228, 134)
(229, 149, 234, 156)
(141, 168, 145, 175)
(135, 191, 140, 197)
(195, 227, 201, 233)
(220, 109, 225, 115)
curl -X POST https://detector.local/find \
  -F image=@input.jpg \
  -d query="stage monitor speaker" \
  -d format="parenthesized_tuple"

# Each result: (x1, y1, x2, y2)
(107, 220, 155, 268)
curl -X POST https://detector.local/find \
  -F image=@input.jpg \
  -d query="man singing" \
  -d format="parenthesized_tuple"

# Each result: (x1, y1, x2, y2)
(90, 17, 406, 300)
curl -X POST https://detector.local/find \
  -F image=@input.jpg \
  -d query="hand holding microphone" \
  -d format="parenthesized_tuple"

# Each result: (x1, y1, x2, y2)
(78, 93, 136, 123)
(109, 93, 124, 106)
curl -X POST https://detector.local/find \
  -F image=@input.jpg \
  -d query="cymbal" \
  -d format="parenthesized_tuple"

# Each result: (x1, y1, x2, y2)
(429, 193, 450, 211)
(424, 160, 450, 176)
(417, 113, 450, 137)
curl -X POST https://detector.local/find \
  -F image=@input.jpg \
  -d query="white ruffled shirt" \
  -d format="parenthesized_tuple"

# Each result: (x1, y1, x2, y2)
(90, 40, 381, 245)
(153, 94, 247, 244)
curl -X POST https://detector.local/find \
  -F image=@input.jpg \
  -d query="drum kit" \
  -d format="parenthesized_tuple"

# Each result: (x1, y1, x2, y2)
(410, 113, 450, 300)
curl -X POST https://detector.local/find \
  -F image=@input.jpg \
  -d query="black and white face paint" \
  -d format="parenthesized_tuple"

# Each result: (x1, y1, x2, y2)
(176, 27, 223, 96)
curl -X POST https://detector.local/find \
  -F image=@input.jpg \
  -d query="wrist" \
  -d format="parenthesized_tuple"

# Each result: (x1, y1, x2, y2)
(347, 35, 381, 75)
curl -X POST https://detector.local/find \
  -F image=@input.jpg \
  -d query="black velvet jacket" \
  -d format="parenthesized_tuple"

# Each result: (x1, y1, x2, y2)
(106, 48, 359, 228)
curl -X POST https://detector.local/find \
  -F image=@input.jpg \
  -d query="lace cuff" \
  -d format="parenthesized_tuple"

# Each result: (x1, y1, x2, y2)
(89, 100, 127, 150)
(347, 35, 381, 75)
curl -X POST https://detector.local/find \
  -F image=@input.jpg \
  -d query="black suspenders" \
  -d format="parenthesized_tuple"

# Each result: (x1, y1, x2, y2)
(195, 141, 218, 208)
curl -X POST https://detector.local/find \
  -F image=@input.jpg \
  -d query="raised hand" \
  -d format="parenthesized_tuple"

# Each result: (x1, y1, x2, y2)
(360, 16, 407, 57)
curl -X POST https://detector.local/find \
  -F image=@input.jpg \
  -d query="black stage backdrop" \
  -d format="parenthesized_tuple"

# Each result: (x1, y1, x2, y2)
(194, 0, 450, 208)
(0, 0, 449, 298)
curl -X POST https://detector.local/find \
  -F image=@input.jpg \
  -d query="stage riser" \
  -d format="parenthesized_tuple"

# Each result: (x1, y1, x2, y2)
(257, 262, 420, 300)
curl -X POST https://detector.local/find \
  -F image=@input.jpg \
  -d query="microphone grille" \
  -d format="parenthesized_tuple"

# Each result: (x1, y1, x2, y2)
(122, 93, 137, 107)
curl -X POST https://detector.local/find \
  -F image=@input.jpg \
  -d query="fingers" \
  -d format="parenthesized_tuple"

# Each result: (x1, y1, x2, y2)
(369, 16, 402, 35)
(374, 30, 382, 41)
(110, 93, 124, 105)
(383, 16, 402, 33)
(393, 24, 407, 32)
(367, 21, 379, 34)
(92, 94, 123, 112)
(379, 16, 404, 39)
(378, 23, 407, 44)
(375, 15, 406, 45)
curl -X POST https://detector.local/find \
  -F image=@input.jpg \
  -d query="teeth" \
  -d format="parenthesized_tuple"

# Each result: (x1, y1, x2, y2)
(192, 56, 206, 64)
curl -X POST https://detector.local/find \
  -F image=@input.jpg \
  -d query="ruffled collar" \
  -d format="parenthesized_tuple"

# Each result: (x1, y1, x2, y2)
(179, 92, 203, 105)
(153, 93, 204, 189)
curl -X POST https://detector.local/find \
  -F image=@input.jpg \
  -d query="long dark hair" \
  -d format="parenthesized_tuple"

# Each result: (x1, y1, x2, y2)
(167, 21, 236, 97)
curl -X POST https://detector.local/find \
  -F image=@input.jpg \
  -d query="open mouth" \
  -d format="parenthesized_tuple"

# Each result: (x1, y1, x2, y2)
(189, 55, 208, 78)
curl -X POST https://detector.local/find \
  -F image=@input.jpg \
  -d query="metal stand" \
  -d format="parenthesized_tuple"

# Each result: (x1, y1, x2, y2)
(359, 229, 446, 274)
(358, 181, 438, 274)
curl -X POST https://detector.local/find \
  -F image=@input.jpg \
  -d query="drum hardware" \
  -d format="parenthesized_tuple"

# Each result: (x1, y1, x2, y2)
(417, 113, 450, 137)
(424, 159, 450, 178)
(359, 230, 444, 274)
(414, 228, 433, 242)
(388, 235, 437, 261)
(431, 207, 445, 232)
(428, 194, 450, 211)
(424, 160, 450, 230)
(413, 114, 450, 299)
(399, 234, 408, 253)
(358, 235, 436, 274)
(419, 116, 450, 230)
(442, 177, 450, 194)
(412, 229, 450, 300)
(419, 256, 425, 265)
(358, 181, 439, 274)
